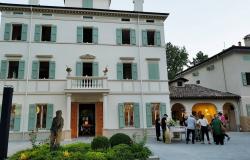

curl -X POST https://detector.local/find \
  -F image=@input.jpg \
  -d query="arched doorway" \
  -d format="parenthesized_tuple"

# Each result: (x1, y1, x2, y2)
(171, 103, 185, 126)
(223, 103, 237, 131)
(192, 103, 217, 123)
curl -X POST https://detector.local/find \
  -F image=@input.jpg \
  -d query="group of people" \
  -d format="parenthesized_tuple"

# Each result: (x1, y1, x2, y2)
(155, 112, 230, 145)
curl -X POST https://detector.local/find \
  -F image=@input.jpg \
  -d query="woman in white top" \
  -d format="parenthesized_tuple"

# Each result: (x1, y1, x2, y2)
(197, 114, 211, 144)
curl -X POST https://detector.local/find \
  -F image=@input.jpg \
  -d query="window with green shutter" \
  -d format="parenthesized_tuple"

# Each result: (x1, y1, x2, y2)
(77, 26, 83, 43)
(18, 60, 25, 79)
(130, 29, 136, 45)
(34, 25, 41, 42)
(49, 61, 56, 79)
(92, 62, 99, 77)
(155, 31, 161, 46)
(83, 0, 93, 8)
(0, 60, 8, 79)
(132, 63, 138, 80)
(142, 30, 147, 46)
(242, 72, 250, 86)
(76, 62, 83, 76)
(4, 23, 11, 40)
(51, 25, 57, 42)
(118, 103, 125, 128)
(92, 27, 98, 44)
(46, 104, 54, 130)
(146, 103, 152, 128)
(28, 104, 37, 131)
(7, 61, 19, 79)
(148, 62, 160, 80)
(116, 29, 122, 45)
(117, 63, 123, 80)
(32, 61, 39, 79)
(21, 24, 28, 41)
(160, 103, 167, 118)
(134, 103, 140, 128)
(13, 104, 21, 131)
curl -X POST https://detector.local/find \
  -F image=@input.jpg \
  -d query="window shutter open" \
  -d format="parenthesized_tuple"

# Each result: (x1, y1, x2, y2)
(148, 62, 160, 80)
(51, 25, 57, 42)
(83, 0, 93, 8)
(92, 62, 99, 77)
(21, 24, 28, 41)
(155, 31, 161, 46)
(132, 63, 138, 80)
(31, 61, 39, 79)
(142, 30, 148, 46)
(0, 60, 8, 79)
(28, 104, 37, 131)
(242, 72, 247, 86)
(117, 63, 123, 80)
(18, 60, 25, 79)
(116, 29, 122, 45)
(92, 27, 98, 44)
(46, 104, 54, 130)
(77, 27, 83, 43)
(130, 29, 136, 45)
(13, 105, 21, 131)
(146, 103, 152, 128)
(118, 103, 125, 128)
(160, 103, 167, 118)
(134, 103, 140, 128)
(34, 25, 41, 42)
(4, 23, 11, 40)
(76, 62, 83, 76)
(49, 61, 56, 79)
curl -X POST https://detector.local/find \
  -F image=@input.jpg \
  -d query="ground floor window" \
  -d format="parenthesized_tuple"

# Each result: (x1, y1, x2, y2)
(146, 103, 166, 128)
(36, 104, 48, 129)
(151, 103, 160, 126)
(118, 103, 140, 128)
(124, 103, 134, 127)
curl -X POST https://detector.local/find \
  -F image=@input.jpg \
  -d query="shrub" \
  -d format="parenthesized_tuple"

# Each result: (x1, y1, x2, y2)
(112, 144, 133, 160)
(91, 136, 110, 151)
(109, 133, 132, 147)
(63, 142, 90, 154)
(131, 143, 152, 160)
(85, 151, 107, 160)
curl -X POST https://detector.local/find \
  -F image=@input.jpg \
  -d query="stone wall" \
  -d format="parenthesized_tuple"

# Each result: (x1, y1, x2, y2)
(240, 116, 250, 131)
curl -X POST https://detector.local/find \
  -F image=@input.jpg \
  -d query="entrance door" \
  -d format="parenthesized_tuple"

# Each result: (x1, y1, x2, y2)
(78, 104, 95, 136)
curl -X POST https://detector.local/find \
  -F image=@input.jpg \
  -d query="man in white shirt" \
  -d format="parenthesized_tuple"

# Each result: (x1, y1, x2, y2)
(186, 112, 196, 144)
(197, 114, 211, 144)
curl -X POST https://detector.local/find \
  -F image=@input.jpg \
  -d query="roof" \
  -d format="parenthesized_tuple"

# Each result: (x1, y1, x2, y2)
(169, 77, 189, 84)
(170, 84, 240, 100)
(0, 3, 169, 20)
(176, 46, 250, 77)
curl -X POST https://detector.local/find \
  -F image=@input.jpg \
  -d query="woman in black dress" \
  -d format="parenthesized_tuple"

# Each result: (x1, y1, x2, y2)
(155, 117, 161, 141)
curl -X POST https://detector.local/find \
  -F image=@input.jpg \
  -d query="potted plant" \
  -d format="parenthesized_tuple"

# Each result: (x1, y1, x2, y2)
(103, 66, 108, 76)
(66, 66, 72, 76)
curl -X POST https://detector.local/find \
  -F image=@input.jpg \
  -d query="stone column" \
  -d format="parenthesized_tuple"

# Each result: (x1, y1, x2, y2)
(66, 94, 72, 130)
(103, 94, 108, 129)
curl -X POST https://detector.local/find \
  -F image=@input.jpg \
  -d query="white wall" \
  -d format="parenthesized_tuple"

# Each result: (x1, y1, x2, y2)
(64, 0, 110, 9)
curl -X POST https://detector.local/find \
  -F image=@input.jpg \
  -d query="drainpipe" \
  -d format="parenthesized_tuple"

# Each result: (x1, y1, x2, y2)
(221, 57, 228, 92)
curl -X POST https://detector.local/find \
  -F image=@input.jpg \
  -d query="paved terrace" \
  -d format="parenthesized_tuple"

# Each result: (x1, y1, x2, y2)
(8, 132, 250, 160)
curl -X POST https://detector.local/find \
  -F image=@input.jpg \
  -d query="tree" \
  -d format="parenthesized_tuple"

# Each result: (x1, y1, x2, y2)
(190, 51, 209, 66)
(166, 42, 189, 80)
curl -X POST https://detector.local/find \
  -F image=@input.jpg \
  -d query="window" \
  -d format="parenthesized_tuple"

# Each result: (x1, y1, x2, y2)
(177, 81, 183, 87)
(246, 73, 250, 85)
(39, 61, 49, 79)
(8, 61, 19, 79)
(83, 62, 93, 76)
(9, 104, 21, 131)
(142, 30, 161, 46)
(151, 103, 160, 126)
(36, 104, 47, 129)
(42, 13, 53, 16)
(13, 12, 23, 15)
(196, 80, 200, 84)
(207, 65, 215, 71)
(124, 103, 134, 127)
(148, 62, 160, 80)
(83, 16, 93, 19)
(83, 28, 93, 43)
(121, 18, 130, 22)
(122, 29, 130, 44)
(192, 71, 199, 76)
(147, 31, 155, 46)
(146, 19, 154, 23)
(123, 63, 132, 79)
(11, 24, 22, 40)
(41, 26, 51, 41)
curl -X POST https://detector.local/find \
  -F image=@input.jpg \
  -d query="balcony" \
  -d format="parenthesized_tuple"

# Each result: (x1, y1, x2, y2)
(65, 76, 109, 93)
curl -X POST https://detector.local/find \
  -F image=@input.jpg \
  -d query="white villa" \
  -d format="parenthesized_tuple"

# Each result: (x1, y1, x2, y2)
(0, 0, 170, 140)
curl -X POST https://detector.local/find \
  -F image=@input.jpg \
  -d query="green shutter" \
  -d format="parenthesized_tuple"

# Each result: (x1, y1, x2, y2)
(0, 60, 8, 79)
(34, 25, 41, 42)
(4, 23, 11, 40)
(21, 24, 28, 41)
(160, 103, 167, 118)
(148, 62, 160, 80)
(28, 104, 37, 131)
(77, 27, 83, 43)
(92, 27, 98, 44)
(83, 0, 93, 8)
(18, 60, 25, 79)
(146, 103, 152, 128)
(13, 105, 21, 131)
(92, 62, 99, 77)
(46, 104, 54, 130)
(134, 103, 140, 128)
(31, 61, 39, 79)
(242, 72, 247, 86)
(51, 25, 57, 42)
(155, 31, 161, 46)
(116, 29, 122, 45)
(117, 63, 123, 80)
(118, 103, 125, 128)
(246, 105, 250, 116)
(49, 61, 56, 79)
(142, 30, 148, 46)
(132, 63, 138, 80)
(130, 29, 136, 45)
(76, 62, 83, 76)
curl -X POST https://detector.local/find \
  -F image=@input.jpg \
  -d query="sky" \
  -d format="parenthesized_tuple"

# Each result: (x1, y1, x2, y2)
(0, 0, 250, 59)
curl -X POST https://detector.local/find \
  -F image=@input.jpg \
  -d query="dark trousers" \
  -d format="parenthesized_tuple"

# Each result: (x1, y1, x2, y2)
(186, 129, 195, 143)
(162, 128, 166, 142)
(214, 134, 224, 145)
(201, 126, 210, 142)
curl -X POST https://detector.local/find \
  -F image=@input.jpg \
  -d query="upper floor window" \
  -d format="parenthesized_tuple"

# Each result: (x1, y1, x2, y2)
(8, 61, 19, 79)
(148, 61, 160, 80)
(0, 60, 25, 80)
(242, 72, 250, 86)
(146, 19, 155, 23)
(83, 28, 93, 43)
(82, 0, 93, 8)
(41, 26, 51, 41)
(142, 30, 161, 46)
(34, 25, 57, 42)
(31, 61, 55, 79)
(4, 23, 28, 41)
(121, 18, 130, 22)
(77, 27, 98, 44)
(117, 63, 137, 80)
(76, 61, 99, 77)
(177, 81, 183, 87)
(116, 29, 136, 45)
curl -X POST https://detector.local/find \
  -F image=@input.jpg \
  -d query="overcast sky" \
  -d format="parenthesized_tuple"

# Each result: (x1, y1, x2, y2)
(0, 0, 250, 59)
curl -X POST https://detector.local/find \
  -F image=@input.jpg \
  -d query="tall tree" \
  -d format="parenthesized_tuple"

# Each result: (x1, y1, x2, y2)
(190, 51, 209, 66)
(166, 42, 189, 80)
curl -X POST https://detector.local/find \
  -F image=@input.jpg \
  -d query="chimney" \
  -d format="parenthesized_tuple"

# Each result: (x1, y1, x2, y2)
(238, 41, 242, 46)
(133, 0, 144, 12)
(29, 0, 39, 5)
(244, 34, 250, 47)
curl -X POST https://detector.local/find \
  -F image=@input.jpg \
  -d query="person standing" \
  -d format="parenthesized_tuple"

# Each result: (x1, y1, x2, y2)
(155, 116, 161, 141)
(50, 110, 64, 150)
(161, 114, 168, 143)
(186, 112, 196, 144)
(218, 112, 230, 141)
(197, 115, 211, 144)
(211, 114, 224, 145)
